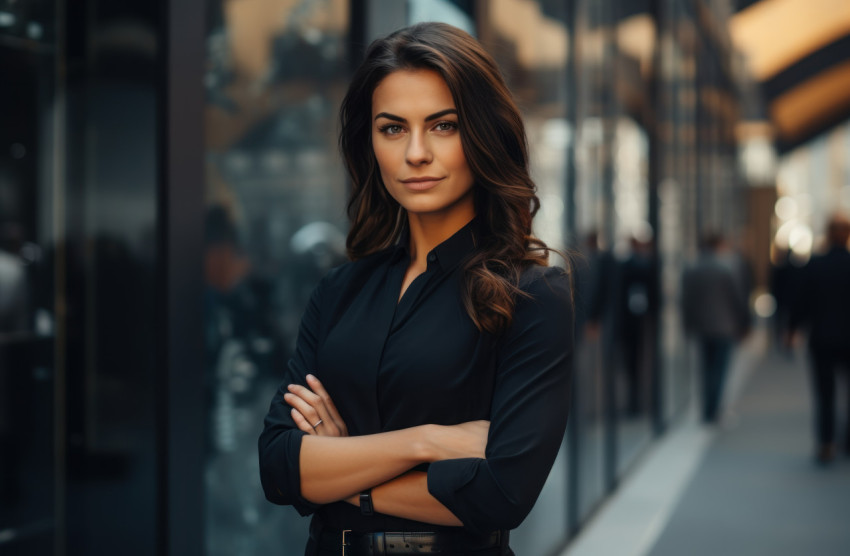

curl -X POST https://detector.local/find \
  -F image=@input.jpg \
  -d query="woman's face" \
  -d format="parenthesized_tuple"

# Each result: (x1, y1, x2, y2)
(371, 69, 475, 221)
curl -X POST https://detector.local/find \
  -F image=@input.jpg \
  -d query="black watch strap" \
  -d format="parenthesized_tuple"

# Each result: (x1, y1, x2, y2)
(359, 489, 374, 516)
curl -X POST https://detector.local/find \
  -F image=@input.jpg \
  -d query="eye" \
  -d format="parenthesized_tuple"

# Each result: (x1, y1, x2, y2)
(433, 121, 458, 133)
(379, 124, 404, 135)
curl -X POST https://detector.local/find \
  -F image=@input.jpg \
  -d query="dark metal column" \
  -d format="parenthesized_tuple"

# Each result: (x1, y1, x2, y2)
(564, 0, 581, 538)
(648, 0, 665, 436)
(158, 0, 206, 553)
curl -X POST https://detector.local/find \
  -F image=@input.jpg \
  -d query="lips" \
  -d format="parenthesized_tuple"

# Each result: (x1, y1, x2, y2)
(400, 176, 444, 191)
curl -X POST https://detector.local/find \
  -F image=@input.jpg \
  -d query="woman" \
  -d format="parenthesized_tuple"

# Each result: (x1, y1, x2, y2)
(259, 22, 573, 556)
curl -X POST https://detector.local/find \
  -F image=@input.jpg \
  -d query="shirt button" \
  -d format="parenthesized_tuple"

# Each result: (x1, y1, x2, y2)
(427, 253, 436, 263)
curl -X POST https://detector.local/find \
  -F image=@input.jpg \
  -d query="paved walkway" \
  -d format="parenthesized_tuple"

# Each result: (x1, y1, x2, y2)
(564, 333, 850, 556)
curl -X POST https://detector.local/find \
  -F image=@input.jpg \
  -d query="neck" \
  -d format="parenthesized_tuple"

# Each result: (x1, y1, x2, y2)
(406, 208, 475, 267)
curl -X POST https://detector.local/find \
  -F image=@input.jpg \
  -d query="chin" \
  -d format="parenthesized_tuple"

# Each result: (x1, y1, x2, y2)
(401, 202, 447, 215)
(403, 191, 475, 216)
(401, 200, 464, 217)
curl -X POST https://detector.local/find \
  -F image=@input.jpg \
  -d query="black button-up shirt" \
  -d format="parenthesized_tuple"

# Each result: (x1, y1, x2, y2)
(259, 221, 573, 539)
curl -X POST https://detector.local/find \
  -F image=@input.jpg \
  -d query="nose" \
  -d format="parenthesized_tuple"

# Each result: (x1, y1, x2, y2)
(405, 132, 432, 166)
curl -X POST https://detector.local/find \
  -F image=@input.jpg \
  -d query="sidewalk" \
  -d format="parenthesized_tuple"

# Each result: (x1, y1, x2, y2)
(563, 332, 850, 556)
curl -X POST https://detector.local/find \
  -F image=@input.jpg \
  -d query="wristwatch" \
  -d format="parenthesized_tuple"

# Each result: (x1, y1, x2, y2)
(359, 489, 374, 516)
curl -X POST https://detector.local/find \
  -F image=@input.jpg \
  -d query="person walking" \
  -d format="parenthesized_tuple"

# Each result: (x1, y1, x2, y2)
(788, 215, 850, 464)
(681, 233, 751, 423)
(617, 237, 657, 417)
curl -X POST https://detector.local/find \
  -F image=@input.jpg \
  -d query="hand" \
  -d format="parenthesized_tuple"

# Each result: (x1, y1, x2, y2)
(283, 374, 349, 437)
(426, 420, 489, 461)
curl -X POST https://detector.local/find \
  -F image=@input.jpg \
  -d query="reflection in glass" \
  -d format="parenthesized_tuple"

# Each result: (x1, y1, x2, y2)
(2, 1, 60, 552)
(611, 117, 654, 472)
(204, 1, 350, 554)
(572, 0, 617, 523)
(0, 5, 57, 550)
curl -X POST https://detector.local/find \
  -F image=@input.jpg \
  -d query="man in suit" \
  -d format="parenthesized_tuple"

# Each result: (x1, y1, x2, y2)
(616, 236, 658, 417)
(682, 233, 751, 424)
(788, 215, 850, 464)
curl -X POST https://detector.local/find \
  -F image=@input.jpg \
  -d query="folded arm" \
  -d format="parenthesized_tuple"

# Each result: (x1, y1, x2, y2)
(425, 269, 574, 532)
(283, 374, 484, 523)
(342, 471, 463, 526)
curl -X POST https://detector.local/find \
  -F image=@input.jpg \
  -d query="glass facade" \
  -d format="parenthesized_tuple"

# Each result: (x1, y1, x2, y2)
(0, 2, 60, 553)
(1, 1, 761, 554)
(1, 1, 163, 554)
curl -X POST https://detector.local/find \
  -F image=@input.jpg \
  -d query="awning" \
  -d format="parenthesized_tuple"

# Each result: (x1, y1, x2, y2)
(730, 0, 850, 152)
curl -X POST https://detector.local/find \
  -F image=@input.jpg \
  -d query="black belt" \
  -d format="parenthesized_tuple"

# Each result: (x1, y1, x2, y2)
(314, 528, 506, 555)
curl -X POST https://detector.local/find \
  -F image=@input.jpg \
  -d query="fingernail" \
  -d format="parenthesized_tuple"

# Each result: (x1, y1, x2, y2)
(287, 384, 294, 390)
(306, 374, 315, 381)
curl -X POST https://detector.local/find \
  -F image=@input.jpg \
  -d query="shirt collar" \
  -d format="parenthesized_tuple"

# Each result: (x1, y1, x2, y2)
(391, 217, 478, 271)
(429, 217, 478, 271)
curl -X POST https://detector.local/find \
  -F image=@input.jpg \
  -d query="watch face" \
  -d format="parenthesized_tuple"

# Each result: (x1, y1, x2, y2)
(360, 491, 374, 516)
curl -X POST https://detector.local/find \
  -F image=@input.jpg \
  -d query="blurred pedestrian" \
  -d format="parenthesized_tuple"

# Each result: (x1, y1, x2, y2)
(681, 233, 751, 423)
(769, 246, 803, 355)
(617, 236, 657, 416)
(574, 230, 614, 341)
(788, 214, 850, 464)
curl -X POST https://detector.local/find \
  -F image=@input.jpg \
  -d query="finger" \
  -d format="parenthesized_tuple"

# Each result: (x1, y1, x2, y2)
(286, 384, 329, 424)
(306, 375, 347, 434)
(286, 385, 338, 435)
(290, 408, 315, 435)
(283, 392, 322, 426)
(287, 383, 322, 406)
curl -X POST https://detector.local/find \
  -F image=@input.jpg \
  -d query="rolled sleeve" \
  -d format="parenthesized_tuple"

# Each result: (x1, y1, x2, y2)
(258, 276, 326, 516)
(427, 267, 574, 532)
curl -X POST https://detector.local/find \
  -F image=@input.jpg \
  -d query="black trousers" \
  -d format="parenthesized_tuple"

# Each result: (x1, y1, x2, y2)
(699, 337, 734, 422)
(809, 348, 850, 446)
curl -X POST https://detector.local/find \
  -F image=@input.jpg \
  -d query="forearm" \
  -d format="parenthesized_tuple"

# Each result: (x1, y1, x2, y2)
(299, 426, 433, 504)
(346, 471, 462, 527)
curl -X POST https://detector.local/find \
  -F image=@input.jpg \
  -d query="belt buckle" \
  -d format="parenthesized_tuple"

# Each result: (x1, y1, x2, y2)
(342, 529, 351, 556)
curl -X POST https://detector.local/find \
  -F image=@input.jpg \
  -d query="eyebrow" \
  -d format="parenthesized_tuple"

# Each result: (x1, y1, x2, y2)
(374, 108, 458, 123)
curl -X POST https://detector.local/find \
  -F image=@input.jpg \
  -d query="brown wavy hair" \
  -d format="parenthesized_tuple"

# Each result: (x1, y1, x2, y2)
(340, 22, 560, 335)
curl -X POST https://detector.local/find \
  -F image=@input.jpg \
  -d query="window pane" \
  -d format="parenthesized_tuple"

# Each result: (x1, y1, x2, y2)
(203, 1, 350, 554)
(0, 2, 59, 552)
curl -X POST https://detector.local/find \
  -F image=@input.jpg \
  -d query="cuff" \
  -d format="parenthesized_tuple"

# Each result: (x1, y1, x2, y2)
(426, 457, 481, 526)
(285, 430, 322, 516)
